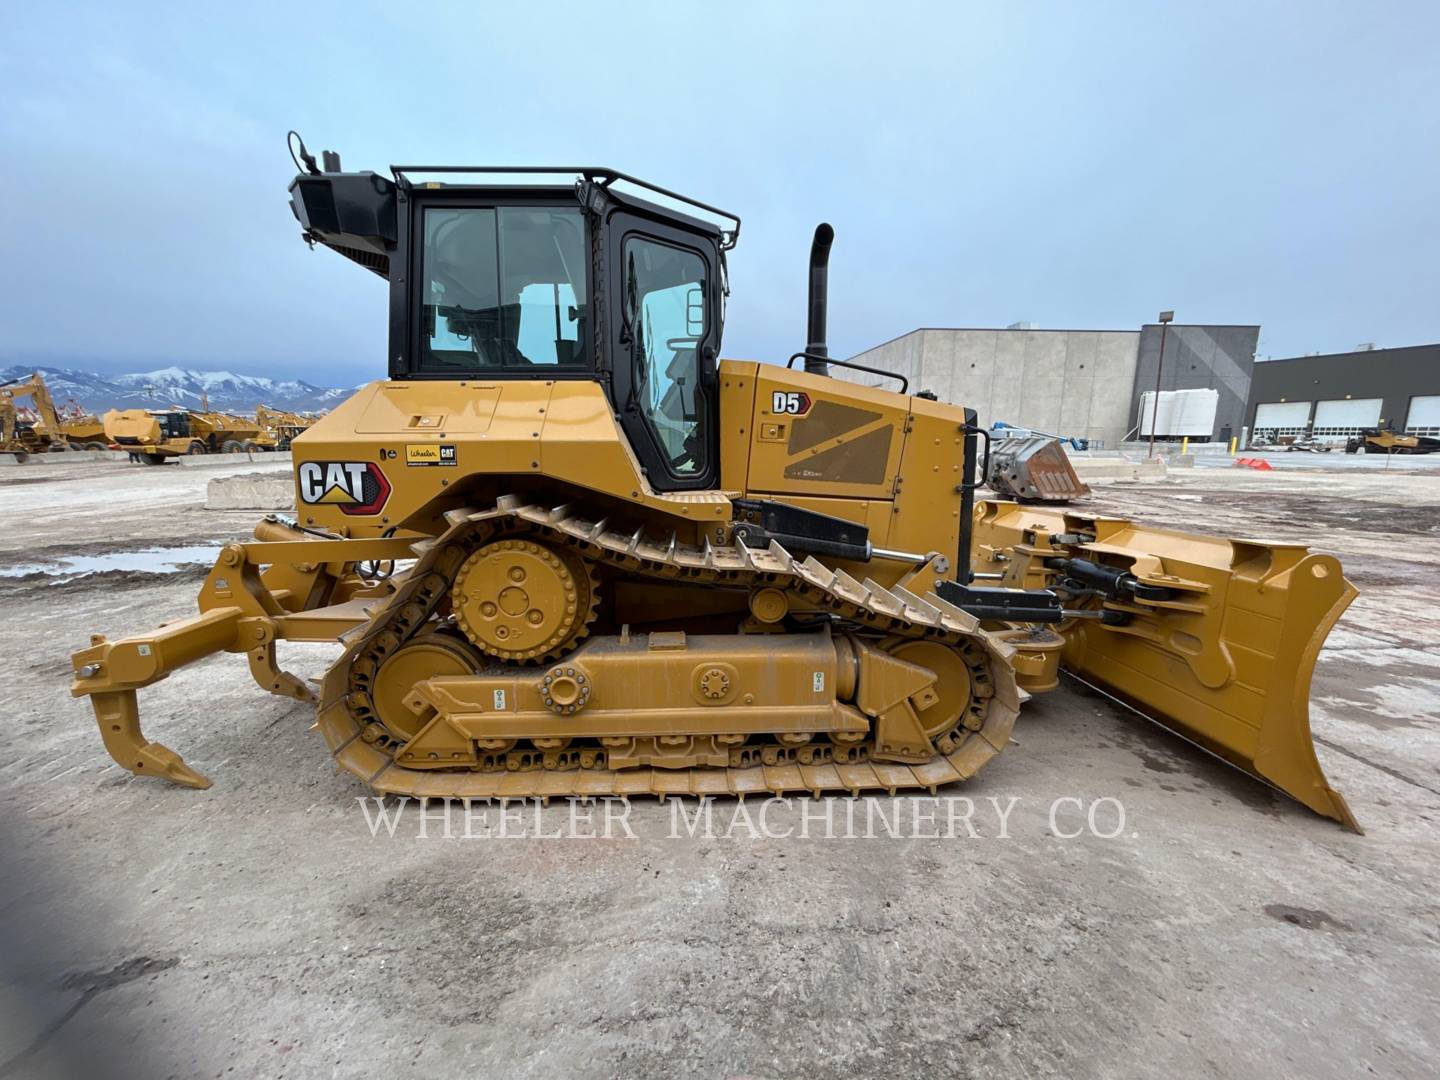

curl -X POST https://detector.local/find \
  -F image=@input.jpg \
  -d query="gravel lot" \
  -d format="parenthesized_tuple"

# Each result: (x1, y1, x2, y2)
(1, 456, 1437, 1079)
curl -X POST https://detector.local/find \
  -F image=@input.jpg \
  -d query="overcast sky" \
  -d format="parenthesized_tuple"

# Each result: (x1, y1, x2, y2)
(4, 1, 1437, 385)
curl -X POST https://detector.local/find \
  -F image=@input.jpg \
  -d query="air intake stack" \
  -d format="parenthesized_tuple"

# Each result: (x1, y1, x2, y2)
(805, 223, 835, 376)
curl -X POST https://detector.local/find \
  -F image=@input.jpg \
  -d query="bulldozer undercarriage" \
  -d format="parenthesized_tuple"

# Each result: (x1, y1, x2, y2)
(323, 500, 1022, 800)
(72, 496, 1361, 829)
(74, 499, 1025, 801)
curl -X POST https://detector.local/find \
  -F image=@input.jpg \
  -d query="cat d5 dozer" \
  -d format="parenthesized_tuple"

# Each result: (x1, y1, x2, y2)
(70, 138, 1360, 830)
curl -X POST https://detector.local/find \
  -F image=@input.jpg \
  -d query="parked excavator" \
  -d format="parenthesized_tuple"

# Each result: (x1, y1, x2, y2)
(69, 139, 1360, 831)
(0, 388, 32, 458)
(2, 371, 107, 457)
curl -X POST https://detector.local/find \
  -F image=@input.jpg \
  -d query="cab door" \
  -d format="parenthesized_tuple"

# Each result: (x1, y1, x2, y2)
(607, 211, 721, 492)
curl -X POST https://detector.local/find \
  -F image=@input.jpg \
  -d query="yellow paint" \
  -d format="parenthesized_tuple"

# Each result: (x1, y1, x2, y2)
(72, 344, 1361, 829)
(972, 501, 1360, 830)
(102, 408, 260, 459)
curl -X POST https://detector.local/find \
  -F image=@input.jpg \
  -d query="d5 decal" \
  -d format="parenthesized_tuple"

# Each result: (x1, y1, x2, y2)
(771, 390, 812, 415)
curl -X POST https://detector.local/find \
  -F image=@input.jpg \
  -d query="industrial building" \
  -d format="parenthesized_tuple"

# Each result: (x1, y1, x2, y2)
(1246, 343, 1440, 443)
(846, 323, 1259, 448)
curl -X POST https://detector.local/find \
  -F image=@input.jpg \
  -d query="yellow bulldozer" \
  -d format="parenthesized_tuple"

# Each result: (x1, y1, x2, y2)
(103, 407, 264, 463)
(1, 371, 108, 458)
(70, 142, 1360, 831)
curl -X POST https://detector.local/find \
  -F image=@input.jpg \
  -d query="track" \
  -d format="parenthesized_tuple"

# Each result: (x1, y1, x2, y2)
(315, 496, 1022, 799)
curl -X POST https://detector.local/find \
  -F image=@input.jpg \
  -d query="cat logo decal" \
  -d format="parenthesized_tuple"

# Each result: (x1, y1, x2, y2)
(297, 461, 391, 516)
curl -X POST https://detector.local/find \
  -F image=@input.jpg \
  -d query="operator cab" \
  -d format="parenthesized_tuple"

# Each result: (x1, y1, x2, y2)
(288, 143, 740, 492)
(155, 411, 191, 439)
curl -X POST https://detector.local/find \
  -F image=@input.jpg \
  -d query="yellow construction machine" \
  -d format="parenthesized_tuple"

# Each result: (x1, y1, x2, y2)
(103, 407, 264, 463)
(52, 405, 108, 451)
(0, 385, 42, 458)
(1345, 425, 1439, 455)
(69, 142, 1360, 830)
(1, 371, 106, 457)
(256, 404, 315, 451)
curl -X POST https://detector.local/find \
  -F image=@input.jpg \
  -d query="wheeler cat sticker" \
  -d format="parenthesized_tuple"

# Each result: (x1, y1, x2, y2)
(405, 444, 457, 467)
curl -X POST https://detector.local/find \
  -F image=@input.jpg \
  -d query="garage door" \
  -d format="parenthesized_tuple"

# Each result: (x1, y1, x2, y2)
(1252, 401, 1311, 438)
(1408, 395, 1440, 435)
(1312, 397, 1382, 440)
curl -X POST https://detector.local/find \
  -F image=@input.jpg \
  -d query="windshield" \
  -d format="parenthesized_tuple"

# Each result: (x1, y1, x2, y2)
(156, 413, 190, 438)
(420, 206, 588, 371)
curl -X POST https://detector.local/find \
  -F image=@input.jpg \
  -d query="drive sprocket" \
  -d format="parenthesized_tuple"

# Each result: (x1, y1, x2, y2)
(451, 538, 599, 663)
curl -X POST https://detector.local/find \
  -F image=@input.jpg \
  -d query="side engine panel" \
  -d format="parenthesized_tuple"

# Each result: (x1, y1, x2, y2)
(723, 361, 968, 563)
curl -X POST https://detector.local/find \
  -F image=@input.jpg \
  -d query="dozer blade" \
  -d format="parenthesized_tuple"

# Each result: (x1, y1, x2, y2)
(973, 502, 1360, 831)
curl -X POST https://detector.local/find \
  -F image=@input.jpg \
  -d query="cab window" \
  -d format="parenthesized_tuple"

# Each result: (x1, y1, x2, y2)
(158, 413, 190, 438)
(622, 236, 708, 476)
(419, 206, 587, 371)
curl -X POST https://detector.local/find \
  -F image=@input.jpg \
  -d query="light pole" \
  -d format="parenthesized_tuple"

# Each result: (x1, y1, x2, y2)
(1147, 310, 1174, 459)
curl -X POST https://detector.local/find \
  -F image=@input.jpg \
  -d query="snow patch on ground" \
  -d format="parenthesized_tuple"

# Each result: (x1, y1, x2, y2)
(0, 544, 220, 580)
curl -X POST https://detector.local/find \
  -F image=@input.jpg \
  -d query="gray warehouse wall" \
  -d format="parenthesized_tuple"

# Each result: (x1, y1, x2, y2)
(1130, 324, 1259, 442)
(847, 328, 1140, 448)
(1246, 343, 1440, 434)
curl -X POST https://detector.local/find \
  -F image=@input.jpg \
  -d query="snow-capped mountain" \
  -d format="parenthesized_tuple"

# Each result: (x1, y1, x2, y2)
(0, 365, 355, 414)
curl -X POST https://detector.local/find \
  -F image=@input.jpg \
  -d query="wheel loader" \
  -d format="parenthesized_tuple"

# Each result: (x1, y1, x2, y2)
(103, 407, 264, 462)
(70, 141, 1360, 831)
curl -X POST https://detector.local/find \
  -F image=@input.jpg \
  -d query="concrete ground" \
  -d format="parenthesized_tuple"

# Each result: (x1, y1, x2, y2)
(1, 456, 1437, 1079)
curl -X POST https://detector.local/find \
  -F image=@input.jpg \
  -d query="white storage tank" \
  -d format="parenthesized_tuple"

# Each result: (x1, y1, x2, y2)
(1137, 388, 1219, 438)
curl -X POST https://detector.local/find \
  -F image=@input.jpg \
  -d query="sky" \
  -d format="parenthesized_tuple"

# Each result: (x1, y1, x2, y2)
(3, 1, 1438, 386)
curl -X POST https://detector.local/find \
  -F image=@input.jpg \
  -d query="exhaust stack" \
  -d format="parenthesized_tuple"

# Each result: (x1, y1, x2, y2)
(805, 223, 835, 376)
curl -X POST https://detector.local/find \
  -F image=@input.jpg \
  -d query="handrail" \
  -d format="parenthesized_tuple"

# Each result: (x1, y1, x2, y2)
(960, 423, 993, 491)
(785, 353, 909, 394)
(388, 164, 741, 247)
